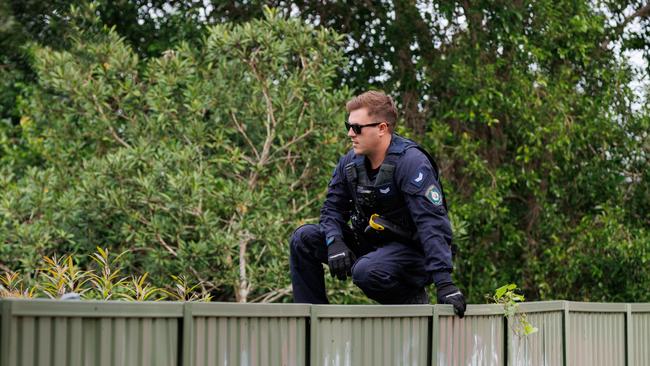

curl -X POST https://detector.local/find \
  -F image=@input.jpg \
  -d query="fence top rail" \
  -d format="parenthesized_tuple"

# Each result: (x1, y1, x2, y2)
(312, 305, 432, 318)
(517, 301, 566, 313)
(2, 299, 650, 319)
(188, 302, 310, 317)
(436, 304, 505, 316)
(630, 303, 650, 312)
(1, 298, 183, 318)
(567, 301, 629, 312)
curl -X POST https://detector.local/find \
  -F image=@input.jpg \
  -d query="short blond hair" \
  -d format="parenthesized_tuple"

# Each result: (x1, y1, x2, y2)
(346, 91, 398, 132)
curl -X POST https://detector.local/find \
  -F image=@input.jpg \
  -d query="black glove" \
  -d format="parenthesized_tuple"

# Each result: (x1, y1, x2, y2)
(327, 237, 356, 280)
(437, 282, 466, 318)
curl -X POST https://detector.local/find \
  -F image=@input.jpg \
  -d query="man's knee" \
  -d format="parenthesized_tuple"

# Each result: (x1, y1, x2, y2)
(291, 224, 320, 248)
(351, 256, 398, 291)
(290, 224, 326, 265)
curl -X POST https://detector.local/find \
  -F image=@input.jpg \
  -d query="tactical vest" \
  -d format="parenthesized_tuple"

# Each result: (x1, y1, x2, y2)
(343, 135, 448, 244)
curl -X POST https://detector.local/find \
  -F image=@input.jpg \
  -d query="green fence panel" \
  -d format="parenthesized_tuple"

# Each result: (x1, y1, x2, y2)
(566, 302, 627, 366)
(507, 301, 564, 366)
(310, 305, 431, 366)
(435, 304, 505, 366)
(0, 299, 183, 366)
(629, 304, 650, 366)
(183, 302, 309, 366)
(3, 299, 650, 365)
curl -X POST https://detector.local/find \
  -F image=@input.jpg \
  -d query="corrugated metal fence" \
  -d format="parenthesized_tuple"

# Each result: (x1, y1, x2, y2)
(1, 299, 649, 365)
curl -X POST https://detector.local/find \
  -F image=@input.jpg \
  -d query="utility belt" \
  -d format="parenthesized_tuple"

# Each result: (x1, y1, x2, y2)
(367, 214, 417, 242)
(352, 211, 418, 247)
(352, 211, 459, 258)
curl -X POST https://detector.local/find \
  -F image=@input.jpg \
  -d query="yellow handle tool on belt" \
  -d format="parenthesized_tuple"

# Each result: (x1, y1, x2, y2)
(369, 214, 385, 231)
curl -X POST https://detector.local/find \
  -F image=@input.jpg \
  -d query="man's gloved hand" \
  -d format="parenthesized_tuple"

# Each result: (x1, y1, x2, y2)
(437, 282, 466, 318)
(327, 237, 356, 280)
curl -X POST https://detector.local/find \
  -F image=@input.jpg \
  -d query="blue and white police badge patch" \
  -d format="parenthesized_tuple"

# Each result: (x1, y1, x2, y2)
(425, 185, 443, 206)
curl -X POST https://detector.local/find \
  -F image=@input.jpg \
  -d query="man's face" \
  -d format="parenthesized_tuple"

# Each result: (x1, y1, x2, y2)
(347, 108, 384, 155)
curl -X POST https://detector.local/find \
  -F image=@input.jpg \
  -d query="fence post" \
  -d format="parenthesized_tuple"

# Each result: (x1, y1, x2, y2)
(0, 301, 16, 366)
(182, 302, 194, 366)
(0, 300, 9, 366)
(431, 305, 439, 366)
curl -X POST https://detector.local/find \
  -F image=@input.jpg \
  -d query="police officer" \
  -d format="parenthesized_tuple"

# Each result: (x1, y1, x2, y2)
(289, 91, 466, 317)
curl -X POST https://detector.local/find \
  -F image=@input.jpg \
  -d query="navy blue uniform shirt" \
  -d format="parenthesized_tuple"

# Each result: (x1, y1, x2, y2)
(319, 135, 454, 285)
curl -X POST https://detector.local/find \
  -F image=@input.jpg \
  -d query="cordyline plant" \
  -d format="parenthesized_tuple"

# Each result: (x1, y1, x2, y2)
(0, 271, 36, 298)
(38, 254, 92, 298)
(88, 246, 128, 300)
(0, 247, 211, 301)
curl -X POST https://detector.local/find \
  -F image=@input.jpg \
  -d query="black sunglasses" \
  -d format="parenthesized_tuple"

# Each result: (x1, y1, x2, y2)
(345, 121, 384, 134)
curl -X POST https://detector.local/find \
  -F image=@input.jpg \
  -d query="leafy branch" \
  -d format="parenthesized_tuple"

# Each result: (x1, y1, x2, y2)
(491, 283, 538, 337)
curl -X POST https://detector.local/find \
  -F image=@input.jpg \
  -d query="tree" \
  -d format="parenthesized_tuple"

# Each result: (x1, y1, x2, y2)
(415, 0, 650, 301)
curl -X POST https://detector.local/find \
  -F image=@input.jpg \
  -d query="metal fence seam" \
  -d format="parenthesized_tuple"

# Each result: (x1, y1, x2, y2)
(563, 300, 569, 366)
(309, 305, 318, 366)
(626, 303, 632, 366)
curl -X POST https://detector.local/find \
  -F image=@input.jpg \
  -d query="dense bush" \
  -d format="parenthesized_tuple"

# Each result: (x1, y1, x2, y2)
(0, 7, 369, 302)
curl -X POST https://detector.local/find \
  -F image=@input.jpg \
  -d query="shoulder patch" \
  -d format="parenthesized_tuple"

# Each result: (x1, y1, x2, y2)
(425, 184, 443, 206)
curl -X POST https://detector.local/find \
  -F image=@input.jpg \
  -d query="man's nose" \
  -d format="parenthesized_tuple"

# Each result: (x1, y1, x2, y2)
(347, 127, 355, 137)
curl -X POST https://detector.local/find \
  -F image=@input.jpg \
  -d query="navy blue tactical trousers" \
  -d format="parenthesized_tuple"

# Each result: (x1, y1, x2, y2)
(289, 224, 430, 304)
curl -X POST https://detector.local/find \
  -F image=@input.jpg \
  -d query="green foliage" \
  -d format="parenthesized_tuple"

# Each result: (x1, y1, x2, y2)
(417, 1, 650, 303)
(542, 206, 650, 301)
(491, 283, 538, 336)
(1, 7, 351, 302)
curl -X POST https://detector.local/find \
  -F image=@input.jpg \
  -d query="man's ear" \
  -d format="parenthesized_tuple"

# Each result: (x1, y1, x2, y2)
(379, 122, 389, 135)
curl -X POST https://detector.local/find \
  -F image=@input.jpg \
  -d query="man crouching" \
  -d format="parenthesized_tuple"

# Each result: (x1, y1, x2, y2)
(289, 90, 465, 317)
